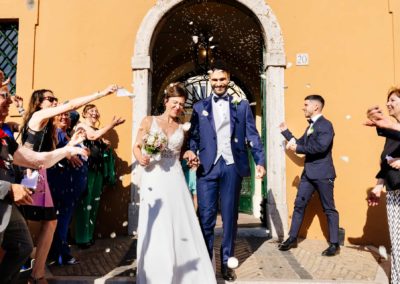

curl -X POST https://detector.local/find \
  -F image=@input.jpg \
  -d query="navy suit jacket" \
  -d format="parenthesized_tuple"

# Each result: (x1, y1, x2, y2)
(281, 115, 336, 180)
(188, 95, 265, 177)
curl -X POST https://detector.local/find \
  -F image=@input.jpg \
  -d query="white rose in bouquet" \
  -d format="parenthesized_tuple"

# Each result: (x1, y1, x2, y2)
(141, 131, 167, 161)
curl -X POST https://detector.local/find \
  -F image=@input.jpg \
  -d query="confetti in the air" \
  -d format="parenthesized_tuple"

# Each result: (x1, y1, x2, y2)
(26, 0, 34, 10)
(340, 156, 350, 163)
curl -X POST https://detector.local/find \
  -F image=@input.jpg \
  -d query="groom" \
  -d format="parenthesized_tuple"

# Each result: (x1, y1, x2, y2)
(185, 65, 266, 281)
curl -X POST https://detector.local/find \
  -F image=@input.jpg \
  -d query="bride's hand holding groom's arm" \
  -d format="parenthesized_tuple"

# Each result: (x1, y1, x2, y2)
(183, 150, 199, 168)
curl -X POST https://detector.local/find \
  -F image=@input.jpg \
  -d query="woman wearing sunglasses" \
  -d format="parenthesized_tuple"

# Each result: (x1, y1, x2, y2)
(19, 85, 118, 283)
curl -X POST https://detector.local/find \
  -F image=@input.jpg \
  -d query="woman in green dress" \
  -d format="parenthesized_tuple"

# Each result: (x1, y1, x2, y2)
(74, 104, 124, 248)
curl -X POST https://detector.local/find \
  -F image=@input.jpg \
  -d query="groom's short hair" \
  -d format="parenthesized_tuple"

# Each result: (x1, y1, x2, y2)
(305, 94, 325, 110)
(209, 61, 230, 77)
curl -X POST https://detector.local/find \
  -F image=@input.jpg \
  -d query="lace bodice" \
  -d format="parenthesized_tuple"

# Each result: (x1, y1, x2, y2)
(146, 117, 184, 170)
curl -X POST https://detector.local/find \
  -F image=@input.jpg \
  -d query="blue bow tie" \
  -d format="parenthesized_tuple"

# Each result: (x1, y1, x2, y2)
(213, 95, 229, 103)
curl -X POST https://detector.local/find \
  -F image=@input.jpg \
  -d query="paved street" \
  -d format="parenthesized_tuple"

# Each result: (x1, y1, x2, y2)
(18, 214, 390, 283)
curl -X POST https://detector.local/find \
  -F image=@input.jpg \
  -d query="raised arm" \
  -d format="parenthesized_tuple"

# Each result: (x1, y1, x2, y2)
(280, 122, 306, 146)
(13, 145, 88, 169)
(29, 85, 118, 129)
(76, 116, 125, 141)
(376, 127, 400, 141)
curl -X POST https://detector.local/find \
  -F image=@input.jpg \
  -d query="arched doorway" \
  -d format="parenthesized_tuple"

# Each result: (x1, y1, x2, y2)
(130, 0, 287, 238)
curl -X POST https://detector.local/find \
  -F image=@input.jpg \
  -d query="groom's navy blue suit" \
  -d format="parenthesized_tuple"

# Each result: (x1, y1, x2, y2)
(281, 115, 339, 243)
(189, 94, 265, 267)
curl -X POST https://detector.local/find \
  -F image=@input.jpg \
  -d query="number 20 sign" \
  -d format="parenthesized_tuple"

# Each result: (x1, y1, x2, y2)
(296, 53, 309, 66)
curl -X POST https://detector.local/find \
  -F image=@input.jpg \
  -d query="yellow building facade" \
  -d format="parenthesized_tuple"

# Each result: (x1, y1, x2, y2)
(1, 0, 399, 248)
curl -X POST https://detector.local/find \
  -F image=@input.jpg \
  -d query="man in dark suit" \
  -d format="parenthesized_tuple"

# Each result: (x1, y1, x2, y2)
(185, 66, 266, 281)
(278, 94, 340, 256)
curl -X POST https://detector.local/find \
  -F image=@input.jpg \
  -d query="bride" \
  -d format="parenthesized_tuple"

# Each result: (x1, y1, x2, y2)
(133, 83, 217, 284)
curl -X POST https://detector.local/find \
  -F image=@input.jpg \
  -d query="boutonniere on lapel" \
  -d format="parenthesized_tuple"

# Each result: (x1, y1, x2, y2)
(202, 110, 209, 117)
(231, 95, 243, 109)
(307, 125, 314, 136)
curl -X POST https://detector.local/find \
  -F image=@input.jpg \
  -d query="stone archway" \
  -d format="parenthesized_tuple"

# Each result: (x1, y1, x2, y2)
(130, 0, 288, 238)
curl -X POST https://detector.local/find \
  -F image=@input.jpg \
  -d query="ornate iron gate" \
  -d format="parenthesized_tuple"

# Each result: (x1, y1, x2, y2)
(0, 22, 18, 94)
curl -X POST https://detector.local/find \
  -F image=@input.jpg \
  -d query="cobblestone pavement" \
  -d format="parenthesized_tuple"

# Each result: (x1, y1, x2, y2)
(17, 214, 390, 283)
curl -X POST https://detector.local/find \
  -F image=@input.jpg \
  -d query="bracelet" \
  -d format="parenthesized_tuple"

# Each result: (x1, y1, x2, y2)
(17, 107, 25, 114)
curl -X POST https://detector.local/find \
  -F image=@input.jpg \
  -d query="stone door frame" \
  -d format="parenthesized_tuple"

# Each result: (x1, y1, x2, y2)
(130, 0, 288, 238)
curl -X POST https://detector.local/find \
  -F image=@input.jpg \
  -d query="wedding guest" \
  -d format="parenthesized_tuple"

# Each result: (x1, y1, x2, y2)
(278, 95, 340, 256)
(181, 159, 198, 210)
(20, 85, 118, 282)
(367, 87, 400, 283)
(0, 84, 88, 284)
(74, 104, 124, 248)
(47, 111, 88, 265)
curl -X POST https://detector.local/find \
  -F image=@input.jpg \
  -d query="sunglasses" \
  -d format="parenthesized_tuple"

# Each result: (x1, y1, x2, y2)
(43, 96, 58, 103)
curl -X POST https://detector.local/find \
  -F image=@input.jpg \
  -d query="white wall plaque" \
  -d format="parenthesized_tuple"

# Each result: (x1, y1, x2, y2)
(296, 53, 309, 66)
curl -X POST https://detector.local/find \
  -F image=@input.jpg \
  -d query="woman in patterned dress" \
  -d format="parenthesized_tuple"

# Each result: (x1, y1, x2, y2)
(368, 87, 400, 283)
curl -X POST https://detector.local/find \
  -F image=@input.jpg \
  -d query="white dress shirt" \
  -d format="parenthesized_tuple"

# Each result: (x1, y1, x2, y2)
(212, 93, 234, 165)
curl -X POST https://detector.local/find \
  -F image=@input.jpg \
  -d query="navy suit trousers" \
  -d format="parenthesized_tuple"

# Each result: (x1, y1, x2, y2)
(197, 158, 243, 266)
(289, 174, 339, 243)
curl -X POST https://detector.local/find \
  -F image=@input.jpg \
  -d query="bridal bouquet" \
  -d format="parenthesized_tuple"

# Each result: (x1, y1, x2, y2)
(141, 131, 168, 161)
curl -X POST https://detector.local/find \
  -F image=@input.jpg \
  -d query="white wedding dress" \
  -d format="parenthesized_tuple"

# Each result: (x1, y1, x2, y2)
(136, 118, 216, 284)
